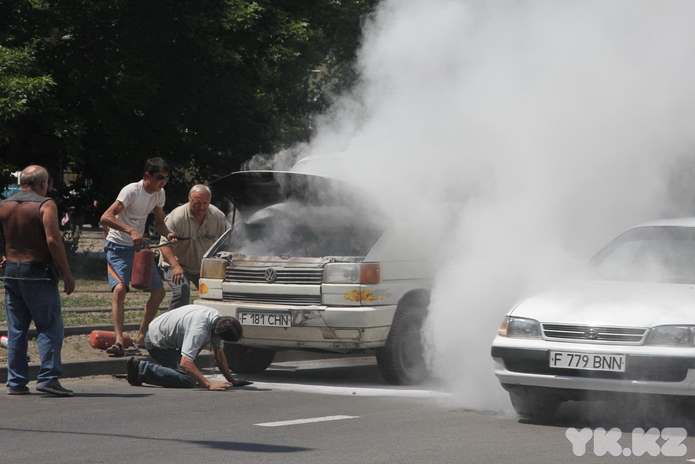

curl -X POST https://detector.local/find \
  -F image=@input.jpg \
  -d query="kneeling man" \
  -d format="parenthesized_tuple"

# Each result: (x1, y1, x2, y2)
(126, 304, 252, 390)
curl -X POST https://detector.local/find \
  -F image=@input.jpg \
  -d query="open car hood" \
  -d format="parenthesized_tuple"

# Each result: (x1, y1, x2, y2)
(211, 170, 375, 219)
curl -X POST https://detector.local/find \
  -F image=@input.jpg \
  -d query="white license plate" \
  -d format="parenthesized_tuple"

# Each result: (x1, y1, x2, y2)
(239, 312, 291, 327)
(549, 351, 626, 372)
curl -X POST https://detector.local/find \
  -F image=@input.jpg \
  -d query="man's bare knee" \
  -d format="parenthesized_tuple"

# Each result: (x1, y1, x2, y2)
(149, 287, 165, 301)
(112, 284, 127, 302)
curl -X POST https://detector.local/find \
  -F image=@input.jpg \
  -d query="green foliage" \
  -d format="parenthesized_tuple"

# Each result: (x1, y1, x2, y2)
(61, 229, 81, 260)
(0, 46, 54, 120)
(0, 0, 378, 207)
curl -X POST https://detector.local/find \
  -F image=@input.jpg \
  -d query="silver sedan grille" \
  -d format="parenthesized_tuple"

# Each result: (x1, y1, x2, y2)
(542, 324, 648, 344)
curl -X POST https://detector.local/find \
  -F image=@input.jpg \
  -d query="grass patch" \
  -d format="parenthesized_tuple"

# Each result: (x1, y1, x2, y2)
(60, 310, 167, 327)
(0, 248, 199, 330)
(62, 293, 113, 308)
(60, 287, 156, 310)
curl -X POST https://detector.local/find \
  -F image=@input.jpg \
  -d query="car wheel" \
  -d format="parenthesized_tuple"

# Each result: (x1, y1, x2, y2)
(376, 301, 429, 385)
(508, 389, 561, 420)
(224, 344, 276, 374)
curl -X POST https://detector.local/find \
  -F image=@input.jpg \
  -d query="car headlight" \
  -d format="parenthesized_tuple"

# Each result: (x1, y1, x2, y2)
(324, 263, 360, 283)
(498, 316, 542, 339)
(200, 258, 227, 279)
(645, 325, 695, 346)
(324, 263, 380, 284)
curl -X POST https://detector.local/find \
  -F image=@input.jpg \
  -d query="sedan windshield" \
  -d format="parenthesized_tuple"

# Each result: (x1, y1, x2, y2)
(587, 226, 695, 283)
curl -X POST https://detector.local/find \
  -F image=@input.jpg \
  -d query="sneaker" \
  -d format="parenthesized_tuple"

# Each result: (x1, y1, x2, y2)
(7, 386, 30, 395)
(126, 357, 142, 386)
(36, 383, 74, 397)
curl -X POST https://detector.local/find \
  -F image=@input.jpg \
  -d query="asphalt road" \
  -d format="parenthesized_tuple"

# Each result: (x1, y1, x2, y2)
(4, 357, 695, 464)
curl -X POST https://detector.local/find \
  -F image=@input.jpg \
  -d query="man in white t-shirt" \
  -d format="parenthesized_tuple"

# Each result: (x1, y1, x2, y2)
(125, 304, 252, 390)
(100, 157, 181, 356)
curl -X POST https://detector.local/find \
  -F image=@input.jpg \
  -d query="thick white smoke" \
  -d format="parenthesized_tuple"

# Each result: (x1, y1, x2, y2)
(279, 0, 695, 410)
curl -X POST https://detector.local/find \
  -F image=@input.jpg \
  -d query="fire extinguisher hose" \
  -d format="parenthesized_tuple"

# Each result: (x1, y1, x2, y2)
(145, 238, 190, 249)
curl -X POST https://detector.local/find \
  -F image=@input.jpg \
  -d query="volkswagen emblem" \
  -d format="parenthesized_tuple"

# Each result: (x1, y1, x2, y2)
(264, 268, 278, 283)
(585, 328, 599, 340)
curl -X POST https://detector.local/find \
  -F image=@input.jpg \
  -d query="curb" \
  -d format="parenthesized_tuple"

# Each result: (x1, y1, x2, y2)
(0, 322, 355, 383)
(0, 350, 354, 383)
(0, 323, 145, 383)
(0, 353, 216, 383)
(0, 323, 142, 339)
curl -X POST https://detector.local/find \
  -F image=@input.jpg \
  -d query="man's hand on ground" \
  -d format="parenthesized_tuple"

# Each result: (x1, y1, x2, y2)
(207, 381, 232, 391)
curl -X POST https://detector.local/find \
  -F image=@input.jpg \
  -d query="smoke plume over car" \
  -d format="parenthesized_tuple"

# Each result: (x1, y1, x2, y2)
(263, 0, 695, 410)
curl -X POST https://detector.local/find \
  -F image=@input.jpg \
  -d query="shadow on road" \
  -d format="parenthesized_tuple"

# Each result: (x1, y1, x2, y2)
(0, 426, 312, 453)
(522, 396, 695, 435)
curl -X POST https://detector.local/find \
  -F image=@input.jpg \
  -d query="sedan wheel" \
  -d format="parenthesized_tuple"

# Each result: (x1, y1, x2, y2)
(508, 389, 561, 421)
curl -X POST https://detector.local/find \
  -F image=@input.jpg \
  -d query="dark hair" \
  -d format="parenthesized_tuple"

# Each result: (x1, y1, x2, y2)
(213, 316, 243, 342)
(144, 157, 171, 176)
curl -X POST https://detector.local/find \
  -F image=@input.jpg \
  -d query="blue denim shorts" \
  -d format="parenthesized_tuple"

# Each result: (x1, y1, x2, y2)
(104, 240, 163, 292)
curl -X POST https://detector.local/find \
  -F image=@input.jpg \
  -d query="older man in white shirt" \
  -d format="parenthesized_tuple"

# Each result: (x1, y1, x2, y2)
(158, 184, 229, 309)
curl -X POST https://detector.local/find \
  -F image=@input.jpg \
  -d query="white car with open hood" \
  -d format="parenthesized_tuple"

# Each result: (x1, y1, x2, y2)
(492, 218, 695, 419)
(195, 169, 433, 385)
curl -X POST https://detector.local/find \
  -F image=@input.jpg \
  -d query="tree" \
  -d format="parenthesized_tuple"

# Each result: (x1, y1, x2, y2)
(0, 0, 378, 206)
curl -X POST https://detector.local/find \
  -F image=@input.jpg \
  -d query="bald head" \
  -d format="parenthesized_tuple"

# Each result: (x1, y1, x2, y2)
(19, 165, 49, 195)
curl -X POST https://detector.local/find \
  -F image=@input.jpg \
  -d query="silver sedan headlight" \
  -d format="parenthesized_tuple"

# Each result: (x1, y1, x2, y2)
(645, 325, 695, 346)
(498, 316, 542, 339)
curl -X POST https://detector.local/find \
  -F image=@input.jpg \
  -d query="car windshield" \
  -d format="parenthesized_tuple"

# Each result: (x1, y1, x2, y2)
(223, 201, 384, 258)
(586, 226, 695, 283)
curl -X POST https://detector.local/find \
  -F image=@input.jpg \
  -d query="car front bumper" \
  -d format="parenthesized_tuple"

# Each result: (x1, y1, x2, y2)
(491, 336, 695, 398)
(194, 298, 396, 352)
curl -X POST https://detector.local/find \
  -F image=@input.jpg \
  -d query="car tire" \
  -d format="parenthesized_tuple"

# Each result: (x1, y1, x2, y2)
(376, 300, 429, 385)
(224, 344, 276, 374)
(508, 389, 561, 421)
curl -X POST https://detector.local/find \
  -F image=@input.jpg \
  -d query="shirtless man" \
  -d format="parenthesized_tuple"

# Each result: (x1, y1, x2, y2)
(0, 165, 75, 396)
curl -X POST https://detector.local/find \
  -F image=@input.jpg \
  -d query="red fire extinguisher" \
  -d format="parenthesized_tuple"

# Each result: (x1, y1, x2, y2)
(89, 330, 134, 350)
(131, 247, 155, 290)
(130, 239, 186, 290)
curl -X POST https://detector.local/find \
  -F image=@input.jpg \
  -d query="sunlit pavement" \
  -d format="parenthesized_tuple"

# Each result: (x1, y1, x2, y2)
(204, 356, 450, 399)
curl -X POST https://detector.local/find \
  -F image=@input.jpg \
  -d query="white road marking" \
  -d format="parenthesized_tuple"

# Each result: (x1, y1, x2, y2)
(255, 415, 358, 427)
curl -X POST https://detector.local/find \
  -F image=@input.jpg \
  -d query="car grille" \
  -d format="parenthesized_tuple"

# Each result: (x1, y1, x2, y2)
(222, 292, 322, 306)
(492, 347, 691, 382)
(225, 267, 324, 284)
(542, 324, 647, 344)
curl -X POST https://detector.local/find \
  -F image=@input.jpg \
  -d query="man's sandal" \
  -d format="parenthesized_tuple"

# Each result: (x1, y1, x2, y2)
(106, 342, 124, 357)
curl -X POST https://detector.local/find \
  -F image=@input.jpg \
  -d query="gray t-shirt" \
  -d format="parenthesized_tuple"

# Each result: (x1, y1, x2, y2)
(148, 305, 223, 360)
